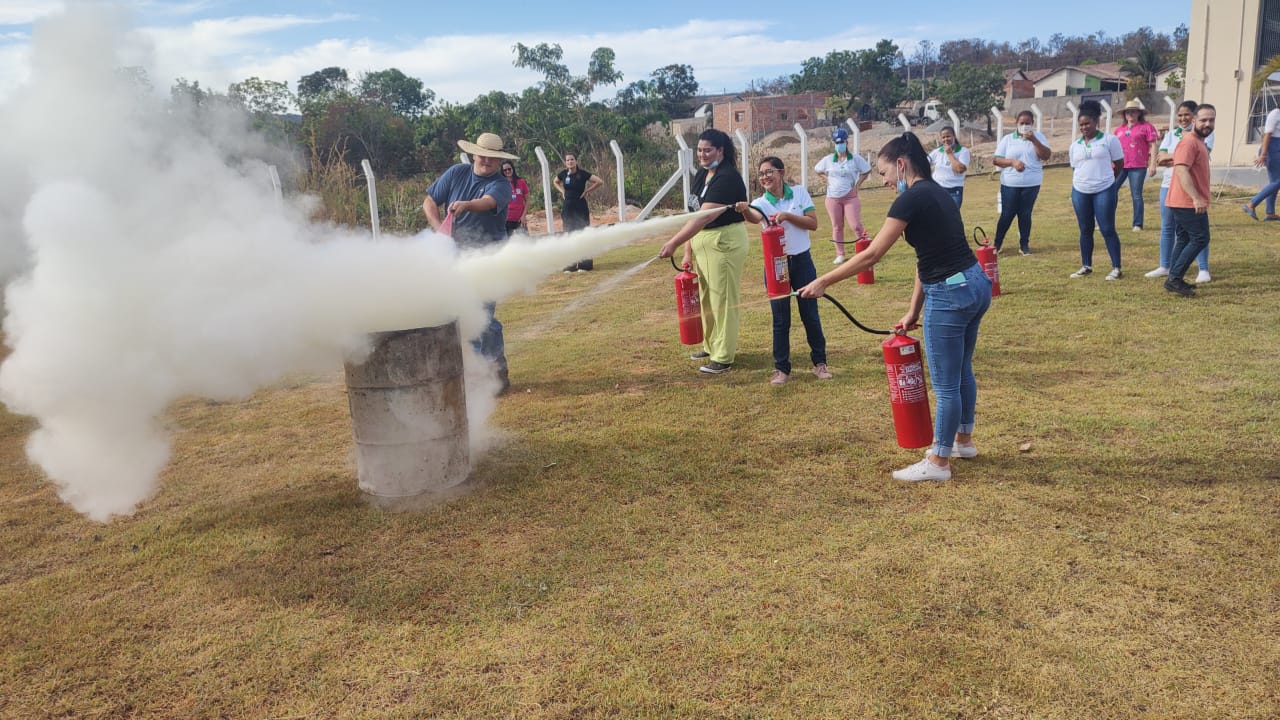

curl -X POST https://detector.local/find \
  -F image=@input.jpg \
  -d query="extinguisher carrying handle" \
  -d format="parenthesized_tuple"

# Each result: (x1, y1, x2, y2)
(893, 322, 921, 335)
(811, 291, 892, 335)
(972, 225, 990, 247)
(670, 255, 693, 273)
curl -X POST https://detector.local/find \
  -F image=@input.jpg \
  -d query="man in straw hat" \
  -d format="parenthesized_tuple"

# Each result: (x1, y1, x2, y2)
(423, 132, 520, 392)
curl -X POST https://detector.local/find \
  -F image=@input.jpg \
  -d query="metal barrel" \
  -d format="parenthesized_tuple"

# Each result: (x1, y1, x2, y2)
(343, 323, 470, 506)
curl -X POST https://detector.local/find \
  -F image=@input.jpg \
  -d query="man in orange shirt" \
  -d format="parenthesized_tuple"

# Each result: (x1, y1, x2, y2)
(1164, 104, 1216, 297)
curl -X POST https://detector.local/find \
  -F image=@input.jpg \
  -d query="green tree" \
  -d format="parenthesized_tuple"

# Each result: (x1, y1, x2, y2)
(359, 68, 435, 119)
(934, 62, 1006, 132)
(791, 39, 905, 118)
(297, 67, 352, 112)
(1120, 44, 1169, 90)
(228, 76, 293, 116)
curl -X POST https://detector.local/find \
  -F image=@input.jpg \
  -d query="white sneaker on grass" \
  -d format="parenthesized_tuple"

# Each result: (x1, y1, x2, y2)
(1105, 268, 1122, 281)
(1195, 270, 1212, 284)
(952, 442, 978, 459)
(1144, 267, 1169, 278)
(1070, 266, 1093, 278)
(832, 255, 846, 265)
(892, 456, 951, 482)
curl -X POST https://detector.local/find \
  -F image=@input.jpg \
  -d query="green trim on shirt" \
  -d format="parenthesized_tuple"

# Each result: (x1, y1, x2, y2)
(763, 185, 794, 204)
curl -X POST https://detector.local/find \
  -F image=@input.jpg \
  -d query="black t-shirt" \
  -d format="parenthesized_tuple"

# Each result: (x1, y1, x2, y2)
(690, 166, 746, 228)
(886, 178, 977, 284)
(556, 168, 591, 206)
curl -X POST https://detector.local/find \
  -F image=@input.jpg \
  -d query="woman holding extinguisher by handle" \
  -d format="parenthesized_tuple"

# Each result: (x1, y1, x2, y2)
(734, 156, 832, 386)
(798, 132, 991, 482)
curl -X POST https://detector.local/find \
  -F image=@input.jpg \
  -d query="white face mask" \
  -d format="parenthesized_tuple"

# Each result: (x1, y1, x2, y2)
(1018, 124, 1033, 135)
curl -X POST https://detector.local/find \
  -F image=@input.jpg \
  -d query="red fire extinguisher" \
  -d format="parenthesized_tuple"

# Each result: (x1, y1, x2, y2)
(881, 327, 933, 449)
(755, 208, 791, 298)
(854, 232, 874, 285)
(671, 257, 703, 346)
(972, 226, 1001, 297)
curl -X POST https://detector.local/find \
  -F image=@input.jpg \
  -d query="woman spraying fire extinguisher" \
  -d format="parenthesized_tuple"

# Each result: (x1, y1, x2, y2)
(734, 156, 832, 386)
(798, 132, 991, 482)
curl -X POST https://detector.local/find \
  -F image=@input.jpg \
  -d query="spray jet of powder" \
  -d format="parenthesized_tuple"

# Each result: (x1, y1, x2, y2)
(0, 6, 715, 522)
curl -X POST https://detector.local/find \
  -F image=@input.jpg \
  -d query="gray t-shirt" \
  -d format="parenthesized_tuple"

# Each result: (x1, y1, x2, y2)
(426, 163, 512, 247)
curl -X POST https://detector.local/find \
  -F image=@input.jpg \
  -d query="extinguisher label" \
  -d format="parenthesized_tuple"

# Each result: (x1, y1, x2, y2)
(899, 345, 916, 356)
(773, 257, 789, 282)
(887, 360, 928, 404)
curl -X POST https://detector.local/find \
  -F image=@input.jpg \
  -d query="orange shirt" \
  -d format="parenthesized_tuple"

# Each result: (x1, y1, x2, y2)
(1166, 132, 1210, 209)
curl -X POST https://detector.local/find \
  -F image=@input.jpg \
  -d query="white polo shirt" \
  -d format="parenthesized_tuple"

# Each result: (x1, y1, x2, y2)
(994, 130, 1049, 187)
(1158, 126, 1215, 189)
(1265, 108, 1280, 138)
(814, 152, 871, 197)
(1069, 131, 1124, 194)
(928, 145, 971, 188)
(751, 184, 816, 255)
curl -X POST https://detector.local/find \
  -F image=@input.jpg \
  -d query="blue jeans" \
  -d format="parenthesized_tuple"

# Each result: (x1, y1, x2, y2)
(1113, 167, 1149, 228)
(769, 250, 826, 374)
(473, 302, 507, 372)
(1071, 186, 1122, 269)
(994, 185, 1041, 251)
(1249, 140, 1280, 214)
(944, 186, 964, 208)
(922, 262, 991, 458)
(1158, 186, 1208, 271)
(1169, 208, 1211, 282)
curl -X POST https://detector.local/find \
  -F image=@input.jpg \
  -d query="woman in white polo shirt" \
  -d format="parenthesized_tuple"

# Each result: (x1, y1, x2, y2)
(814, 127, 872, 264)
(992, 110, 1051, 255)
(1243, 106, 1280, 221)
(928, 126, 970, 207)
(735, 156, 832, 385)
(1068, 100, 1125, 280)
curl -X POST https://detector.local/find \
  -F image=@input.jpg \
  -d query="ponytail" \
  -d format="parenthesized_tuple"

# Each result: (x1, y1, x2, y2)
(878, 131, 932, 179)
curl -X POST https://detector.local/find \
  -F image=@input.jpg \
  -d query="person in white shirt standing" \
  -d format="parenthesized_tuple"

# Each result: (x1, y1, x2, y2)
(991, 110, 1052, 255)
(1068, 100, 1125, 280)
(1243, 106, 1280, 221)
(929, 126, 970, 208)
(736, 156, 832, 385)
(814, 127, 871, 264)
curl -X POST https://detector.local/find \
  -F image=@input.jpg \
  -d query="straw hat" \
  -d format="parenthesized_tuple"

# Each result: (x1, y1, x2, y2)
(457, 132, 518, 159)
(1123, 99, 1144, 112)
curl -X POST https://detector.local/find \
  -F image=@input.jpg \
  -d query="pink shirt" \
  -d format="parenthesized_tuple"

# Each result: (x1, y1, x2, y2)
(506, 177, 529, 221)
(1114, 121, 1158, 169)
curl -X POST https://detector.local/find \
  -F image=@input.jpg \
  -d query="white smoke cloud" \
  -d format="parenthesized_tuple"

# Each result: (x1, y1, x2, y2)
(0, 4, 707, 522)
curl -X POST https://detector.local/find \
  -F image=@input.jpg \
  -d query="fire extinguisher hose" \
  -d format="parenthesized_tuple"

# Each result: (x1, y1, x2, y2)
(972, 225, 989, 247)
(670, 256, 687, 273)
(812, 292, 892, 335)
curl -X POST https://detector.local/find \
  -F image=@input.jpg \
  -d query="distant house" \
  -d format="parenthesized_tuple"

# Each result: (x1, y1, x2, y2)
(1032, 63, 1128, 98)
(709, 92, 833, 142)
(1004, 68, 1054, 105)
(1153, 64, 1182, 94)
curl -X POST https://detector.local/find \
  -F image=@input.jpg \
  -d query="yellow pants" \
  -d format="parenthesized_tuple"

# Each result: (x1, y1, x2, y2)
(690, 222, 749, 365)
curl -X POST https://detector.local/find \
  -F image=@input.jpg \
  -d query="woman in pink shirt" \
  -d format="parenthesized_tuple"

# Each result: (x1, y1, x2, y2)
(1113, 99, 1159, 232)
(502, 160, 529, 237)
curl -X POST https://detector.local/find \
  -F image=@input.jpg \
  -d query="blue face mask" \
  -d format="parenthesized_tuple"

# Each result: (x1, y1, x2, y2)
(895, 179, 908, 194)
(708, 159, 720, 169)
(835, 143, 847, 154)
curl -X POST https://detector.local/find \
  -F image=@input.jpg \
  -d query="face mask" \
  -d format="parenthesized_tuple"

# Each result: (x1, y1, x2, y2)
(708, 159, 720, 169)
(835, 143, 847, 154)
(895, 163, 908, 194)
(1018, 124, 1033, 135)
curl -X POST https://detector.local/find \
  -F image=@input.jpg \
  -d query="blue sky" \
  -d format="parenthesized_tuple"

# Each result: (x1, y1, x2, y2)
(0, 1, 1186, 103)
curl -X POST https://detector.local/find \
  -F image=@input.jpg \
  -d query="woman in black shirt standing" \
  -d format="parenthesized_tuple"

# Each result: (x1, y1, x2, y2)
(799, 132, 991, 482)
(554, 151, 603, 271)
(658, 129, 748, 374)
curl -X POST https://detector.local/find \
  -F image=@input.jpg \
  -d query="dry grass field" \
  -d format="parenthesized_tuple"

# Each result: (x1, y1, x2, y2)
(2, 167, 1278, 719)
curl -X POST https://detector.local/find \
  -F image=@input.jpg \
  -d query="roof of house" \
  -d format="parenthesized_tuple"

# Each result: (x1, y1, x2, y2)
(1033, 62, 1128, 85)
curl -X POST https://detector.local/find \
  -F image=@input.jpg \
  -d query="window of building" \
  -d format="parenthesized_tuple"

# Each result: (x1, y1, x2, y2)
(778, 111, 788, 121)
(1257, 0, 1280, 68)
(1041, 89, 1058, 97)
(734, 111, 745, 122)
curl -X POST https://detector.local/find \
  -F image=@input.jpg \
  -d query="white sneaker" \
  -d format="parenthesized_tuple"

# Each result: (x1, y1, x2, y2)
(1132, 225, 1143, 232)
(1105, 268, 1122, 281)
(1195, 270, 1211, 284)
(1144, 267, 1169, 278)
(952, 442, 978, 459)
(1070, 266, 1093, 278)
(892, 456, 951, 482)
(832, 255, 846, 265)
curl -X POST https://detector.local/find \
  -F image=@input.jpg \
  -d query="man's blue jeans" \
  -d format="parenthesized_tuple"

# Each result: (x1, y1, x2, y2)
(1158, 186, 1208, 271)
(1113, 167, 1149, 228)
(1249, 140, 1280, 215)
(769, 250, 826, 375)
(922, 263, 991, 458)
(1071, 186, 1122, 270)
(994, 184, 1041, 251)
(1169, 208, 1211, 282)
(474, 302, 507, 372)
